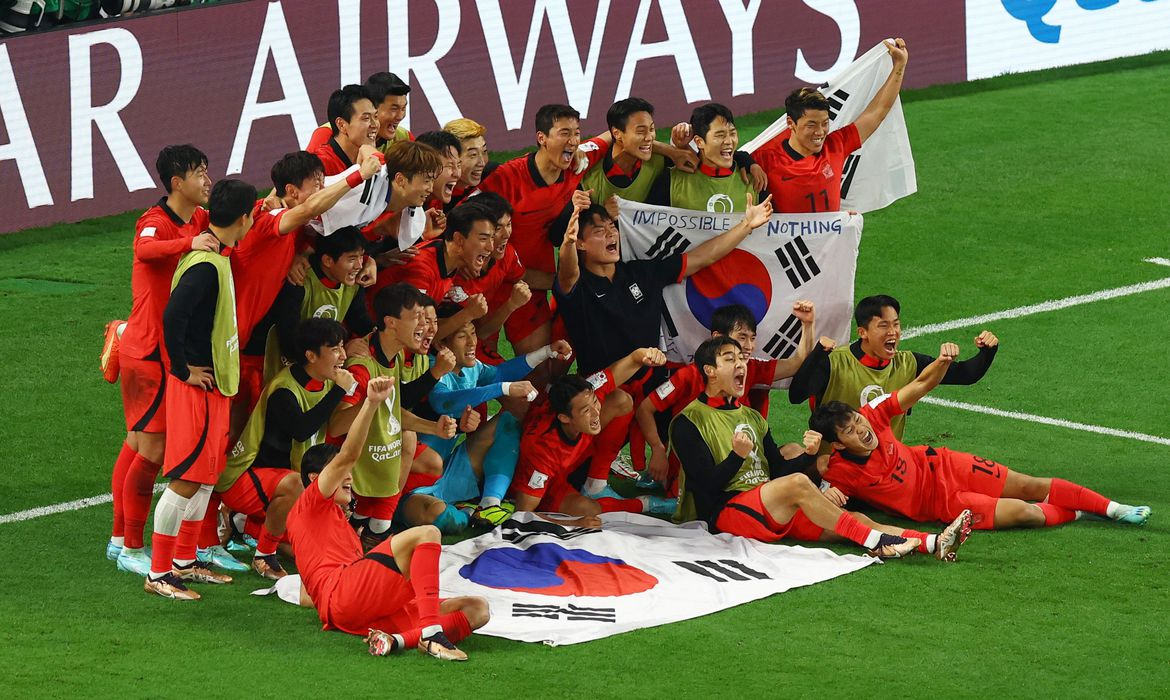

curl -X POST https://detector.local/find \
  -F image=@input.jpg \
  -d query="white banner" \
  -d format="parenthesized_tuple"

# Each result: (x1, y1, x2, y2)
(742, 41, 917, 214)
(617, 198, 862, 381)
(439, 512, 875, 646)
(314, 166, 425, 250)
(966, 0, 1170, 80)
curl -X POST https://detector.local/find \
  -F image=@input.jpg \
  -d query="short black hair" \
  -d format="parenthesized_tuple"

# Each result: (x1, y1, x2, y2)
(854, 295, 901, 328)
(364, 71, 410, 105)
(156, 144, 208, 194)
(271, 151, 324, 197)
(606, 97, 655, 131)
(327, 84, 372, 135)
(207, 179, 257, 228)
(690, 103, 736, 140)
(711, 304, 757, 335)
(470, 190, 513, 220)
(415, 130, 462, 157)
(785, 87, 832, 123)
(295, 318, 347, 365)
(373, 283, 421, 330)
(548, 374, 593, 418)
(417, 293, 437, 309)
(315, 226, 366, 262)
(300, 444, 341, 487)
(443, 201, 495, 242)
(535, 104, 580, 135)
(693, 336, 742, 383)
(808, 400, 855, 444)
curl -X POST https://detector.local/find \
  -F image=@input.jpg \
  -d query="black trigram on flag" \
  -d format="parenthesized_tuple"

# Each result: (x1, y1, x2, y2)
(839, 153, 861, 200)
(645, 226, 690, 260)
(763, 314, 802, 359)
(824, 88, 851, 122)
(673, 559, 771, 583)
(773, 237, 821, 288)
(512, 603, 617, 623)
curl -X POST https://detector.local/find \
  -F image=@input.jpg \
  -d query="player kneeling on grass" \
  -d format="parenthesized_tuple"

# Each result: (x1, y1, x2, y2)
(508, 348, 678, 521)
(810, 343, 1151, 531)
(287, 376, 488, 661)
(215, 318, 358, 580)
(670, 337, 971, 561)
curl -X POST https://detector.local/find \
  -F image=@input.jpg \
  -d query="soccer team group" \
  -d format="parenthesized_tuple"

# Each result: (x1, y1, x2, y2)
(97, 39, 1150, 661)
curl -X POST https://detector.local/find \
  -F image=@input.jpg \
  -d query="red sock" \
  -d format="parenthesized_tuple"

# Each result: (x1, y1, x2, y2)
(833, 512, 877, 548)
(1046, 478, 1110, 516)
(1037, 502, 1077, 527)
(149, 532, 178, 576)
(198, 493, 222, 549)
(110, 443, 136, 538)
(409, 542, 442, 629)
(122, 455, 161, 549)
(902, 528, 932, 553)
(174, 518, 201, 564)
(597, 497, 642, 513)
(257, 525, 282, 557)
(588, 411, 633, 481)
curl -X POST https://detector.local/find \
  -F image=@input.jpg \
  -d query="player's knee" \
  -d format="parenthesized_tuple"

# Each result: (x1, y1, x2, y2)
(464, 596, 490, 629)
(138, 433, 165, 463)
(772, 472, 815, 497)
(1021, 503, 1046, 527)
(415, 524, 441, 543)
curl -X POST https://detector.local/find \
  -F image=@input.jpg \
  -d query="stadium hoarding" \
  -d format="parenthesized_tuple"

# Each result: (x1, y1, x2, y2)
(0, 0, 966, 234)
(965, 0, 1170, 80)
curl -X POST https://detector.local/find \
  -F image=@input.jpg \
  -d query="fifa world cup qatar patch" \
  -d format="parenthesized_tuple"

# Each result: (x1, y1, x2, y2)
(139, 227, 156, 238)
(528, 470, 549, 490)
(655, 381, 675, 400)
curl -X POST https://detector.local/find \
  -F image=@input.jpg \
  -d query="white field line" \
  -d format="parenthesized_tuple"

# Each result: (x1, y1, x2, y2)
(902, 276, 1170, 339)
(1143, 257, 1170, 267)
(919, 396, 1170, 447)
(0, 483, 165, 525)
(6, 268, 1170, 525)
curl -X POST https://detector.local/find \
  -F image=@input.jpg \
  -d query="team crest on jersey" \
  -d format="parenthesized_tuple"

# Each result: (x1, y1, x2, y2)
(313, 304, 339, 319)
(446, 286, 470, 303)
(822, 163, 834, 179)
(706, 193, 734, 213)
(628, 282, 644, 302)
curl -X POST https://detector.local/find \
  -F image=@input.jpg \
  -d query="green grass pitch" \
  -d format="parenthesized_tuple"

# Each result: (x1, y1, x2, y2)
(1, 53, 1168, 698)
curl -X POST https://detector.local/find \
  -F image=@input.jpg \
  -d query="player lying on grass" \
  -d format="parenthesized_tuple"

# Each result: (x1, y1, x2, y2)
(670, 337, 971, 561)
(810, 343, 1152, 530)
(288, 375, 488, 661)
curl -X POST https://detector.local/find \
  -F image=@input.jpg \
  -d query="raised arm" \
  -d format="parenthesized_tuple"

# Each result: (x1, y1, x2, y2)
(608, 347, 667, 387)
(772, 300, 816, 381)
(556, 194, 587, 294)
(895, 342, 957, 411)
(279, 149, 383, 233)
(851, 38, 908, 144)
(316, 375, 394, 497)
(683, 193, 773, 276)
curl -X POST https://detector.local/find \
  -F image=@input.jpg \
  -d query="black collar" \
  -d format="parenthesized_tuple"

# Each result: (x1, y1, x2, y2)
(329, 137, 354, 169)
(156, 197, 188, 226)
(526, 152, 561, 187)
(552, 419, 580, 446)
(373, 337, 398, 369)
(699, 393, 741, 409)
(434, 241, 456, 279)
(782, 137, 807, 161)
(836, 448, 871, 465)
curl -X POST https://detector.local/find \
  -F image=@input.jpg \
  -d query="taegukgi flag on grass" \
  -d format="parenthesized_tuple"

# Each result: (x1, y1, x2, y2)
(437, 512, 876, 646)
(742, 40, 917, 213)
(617, 198, 862, 382)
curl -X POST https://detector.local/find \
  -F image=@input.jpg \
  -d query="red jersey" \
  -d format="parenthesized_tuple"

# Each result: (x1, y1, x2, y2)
(285, 480, 363, 621)
(753, 123, 861, 213)
(475, 141, 606, 274)
(121, 199, 210, 360)
(371, 239, 456, 303)
(232, 203, 300, 347)
(822, 393, 938, 521)
(649, 358, 778, 416)
(312, 138, 355, 176)
(511, 369, 616, 500)
(451, 243, 524, 311)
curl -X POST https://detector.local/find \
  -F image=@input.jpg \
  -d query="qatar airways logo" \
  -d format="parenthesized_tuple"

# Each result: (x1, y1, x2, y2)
(1000, 0, 1166, 44)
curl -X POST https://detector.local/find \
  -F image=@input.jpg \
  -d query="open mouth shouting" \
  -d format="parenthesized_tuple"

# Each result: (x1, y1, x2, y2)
(733, 366, 746, 394)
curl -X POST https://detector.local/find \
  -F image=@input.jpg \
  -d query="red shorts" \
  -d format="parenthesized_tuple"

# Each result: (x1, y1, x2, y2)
(120, 351, 167, 433)
(715, 486, 825, 542)
(235, 354, 266, 414)
(475, 333, 506, 366)
(321, 538, 467, 636)
(932, 447, 1008, 529)
(503, 292, 566, 345)
(220, 467, 295, 517)
(403, 470, 439, 495)
(163, 376, 232, 485)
